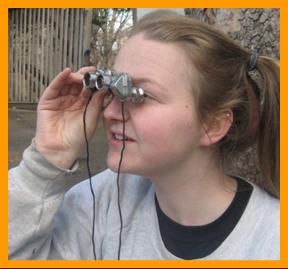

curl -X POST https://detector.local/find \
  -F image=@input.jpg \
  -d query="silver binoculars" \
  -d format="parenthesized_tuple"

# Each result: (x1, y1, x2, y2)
(83, 69, 145, 103)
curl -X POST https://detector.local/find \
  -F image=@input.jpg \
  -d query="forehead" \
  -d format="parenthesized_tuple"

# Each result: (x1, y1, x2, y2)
(114, 34, 194, 91)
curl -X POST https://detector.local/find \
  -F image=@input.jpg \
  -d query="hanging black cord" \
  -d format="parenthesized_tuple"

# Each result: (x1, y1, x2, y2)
(83, 94, 97, 260)
(117, 102, 125, 260)
(83, 95, 125, 260)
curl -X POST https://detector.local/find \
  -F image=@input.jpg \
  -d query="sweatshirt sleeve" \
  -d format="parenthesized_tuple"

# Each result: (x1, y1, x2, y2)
(8, 139, 81, 259)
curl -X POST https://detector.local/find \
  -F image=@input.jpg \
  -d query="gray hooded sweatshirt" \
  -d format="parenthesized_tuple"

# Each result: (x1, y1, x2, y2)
(8, 140, 280, 260)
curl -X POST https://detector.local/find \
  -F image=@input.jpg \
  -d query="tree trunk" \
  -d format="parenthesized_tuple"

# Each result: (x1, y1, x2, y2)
(185, 8, 279, 57)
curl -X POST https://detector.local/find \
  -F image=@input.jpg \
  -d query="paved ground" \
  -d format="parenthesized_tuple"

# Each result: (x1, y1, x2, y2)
(8, 107, 109, 182)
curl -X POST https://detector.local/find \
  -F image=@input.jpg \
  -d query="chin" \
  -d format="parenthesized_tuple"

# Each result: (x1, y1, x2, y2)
(106, 157, 139, 175)
(107, 156, 127, 173)
(106, 151, 151, 177)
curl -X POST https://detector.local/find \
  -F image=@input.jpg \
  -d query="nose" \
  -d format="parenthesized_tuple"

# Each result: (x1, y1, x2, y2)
(103, 96, 129, 121)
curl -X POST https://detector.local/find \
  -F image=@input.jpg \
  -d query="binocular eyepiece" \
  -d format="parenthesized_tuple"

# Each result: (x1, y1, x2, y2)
(83, 69, 145, 104)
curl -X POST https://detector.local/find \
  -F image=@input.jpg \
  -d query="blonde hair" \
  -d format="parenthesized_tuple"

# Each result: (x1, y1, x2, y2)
(131, 10, 279, 197)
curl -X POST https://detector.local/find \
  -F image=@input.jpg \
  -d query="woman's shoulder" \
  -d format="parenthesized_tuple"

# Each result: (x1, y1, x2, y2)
(212, 178, 280, 259)
(234, 176, 279, 215)
(242, 180, 279, 231)
(249, 181, 279, 211)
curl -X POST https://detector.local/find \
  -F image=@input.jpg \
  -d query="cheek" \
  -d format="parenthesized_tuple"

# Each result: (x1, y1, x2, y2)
(136, 109, 199, 150)
(135, 114, 171, 144)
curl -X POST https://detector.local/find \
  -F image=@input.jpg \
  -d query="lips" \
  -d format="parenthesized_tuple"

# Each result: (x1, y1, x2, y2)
(113, 133, 134, 141)
(110, 129, 135, 143)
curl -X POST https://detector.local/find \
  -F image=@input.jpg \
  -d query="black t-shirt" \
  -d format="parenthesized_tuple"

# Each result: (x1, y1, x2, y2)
(155, 177, 253, 259)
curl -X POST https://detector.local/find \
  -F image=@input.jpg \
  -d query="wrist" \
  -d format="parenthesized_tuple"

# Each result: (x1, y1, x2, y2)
(35, 141, 78, 170)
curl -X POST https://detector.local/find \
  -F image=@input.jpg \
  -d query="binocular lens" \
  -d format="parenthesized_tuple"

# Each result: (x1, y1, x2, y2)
(83, 73, 91, 88)
(83, 72, 104, 90)
(96, 75, 104, 89)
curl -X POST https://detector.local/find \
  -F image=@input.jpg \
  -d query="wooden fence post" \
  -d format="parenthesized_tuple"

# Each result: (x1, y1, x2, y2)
(82, 8, 92, 67)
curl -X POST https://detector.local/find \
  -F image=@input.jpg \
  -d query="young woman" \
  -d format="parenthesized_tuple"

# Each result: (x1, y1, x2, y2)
(9, 10, 279, 260)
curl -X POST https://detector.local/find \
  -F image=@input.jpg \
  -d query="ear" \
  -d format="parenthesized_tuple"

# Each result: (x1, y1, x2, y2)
(200, 110, 233, 147)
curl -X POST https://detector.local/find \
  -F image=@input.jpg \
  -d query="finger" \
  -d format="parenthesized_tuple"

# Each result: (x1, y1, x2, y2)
(76, 66, 97, 75)
(57, 81, 83, 97)
(85, 91, 107, 126)
(68, 84, 84, 97)
(61, 70, 94, 97)
(41, 68, 72, 100)
(81, 88, 93, 99)
(67, 72, 86, 85)
(59, 85, 71, 96)
(59, 72, 85, 96)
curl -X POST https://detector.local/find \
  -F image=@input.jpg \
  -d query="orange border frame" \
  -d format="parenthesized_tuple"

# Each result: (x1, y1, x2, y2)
(1, 1, 287, 268)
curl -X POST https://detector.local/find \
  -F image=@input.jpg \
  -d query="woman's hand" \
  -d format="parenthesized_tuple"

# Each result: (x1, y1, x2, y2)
(35, 67, 106, 169)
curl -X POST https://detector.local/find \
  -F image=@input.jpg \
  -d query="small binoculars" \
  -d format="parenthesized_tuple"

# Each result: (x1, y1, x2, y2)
(83, 69, 145, 103)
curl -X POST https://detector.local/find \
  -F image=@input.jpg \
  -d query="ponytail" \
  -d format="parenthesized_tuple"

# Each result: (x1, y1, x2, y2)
(255, 57, 279, 197)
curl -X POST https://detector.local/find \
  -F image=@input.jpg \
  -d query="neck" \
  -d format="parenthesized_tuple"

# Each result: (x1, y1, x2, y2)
(151, 151, 237, 226)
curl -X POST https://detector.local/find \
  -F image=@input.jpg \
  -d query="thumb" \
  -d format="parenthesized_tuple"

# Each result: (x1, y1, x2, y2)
(85, 90, 106, 127)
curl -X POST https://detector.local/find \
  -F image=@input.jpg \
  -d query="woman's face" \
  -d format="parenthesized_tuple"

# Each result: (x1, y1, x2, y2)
(104, 33, 204, 178)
